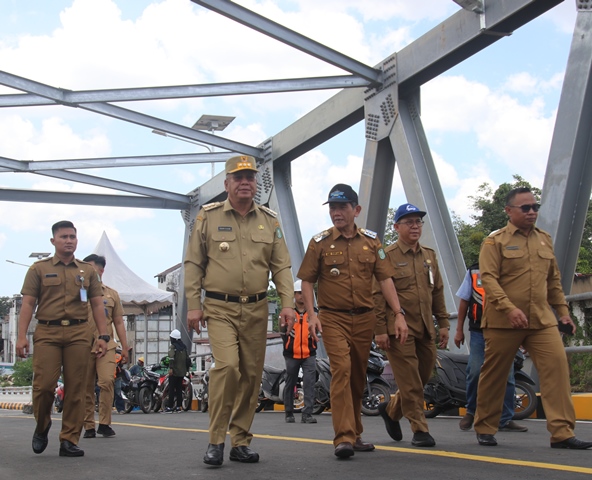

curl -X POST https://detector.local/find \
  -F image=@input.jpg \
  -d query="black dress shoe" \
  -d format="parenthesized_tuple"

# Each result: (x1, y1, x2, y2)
(377, 401, 402, 441)
(551, 437, 592, 449)
(229, 446, 259, 463)
(412, 431, 436, 447)
(32, 420, 52, 454)
(83, 428, 96, 439)
(59, 440, 85, 457)
(334, 442, 354, 459)
(203, 443, 224, 466)
(353, 437, 375, 451)
(476, 434, 497, 446)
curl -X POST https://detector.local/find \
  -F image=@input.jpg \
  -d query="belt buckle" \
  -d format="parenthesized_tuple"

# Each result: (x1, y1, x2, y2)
(239, 295, 249, 304)
(61, 320, 71, 326)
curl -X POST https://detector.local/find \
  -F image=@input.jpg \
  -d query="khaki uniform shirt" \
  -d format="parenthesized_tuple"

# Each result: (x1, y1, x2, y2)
(184, 199, 294, 309)
(21, 255, 103, 321)
(297, 225, 394, 310)
(479, 221, 569, 329)
(374, 240, 449, 338)
(88, 283, 125, 352)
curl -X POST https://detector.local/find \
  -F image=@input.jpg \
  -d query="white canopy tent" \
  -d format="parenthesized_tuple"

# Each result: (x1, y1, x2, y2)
(92, 231, 174, 314)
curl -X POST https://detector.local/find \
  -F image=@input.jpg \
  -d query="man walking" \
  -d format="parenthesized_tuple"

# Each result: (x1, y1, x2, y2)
(298, 183, 407, 459)
(374, 203, 449, 447)
(185, 155, 294, 466)
(17, 220, 109, 457)
(82, 254, 128, 439)
(474, 187, 591, 449)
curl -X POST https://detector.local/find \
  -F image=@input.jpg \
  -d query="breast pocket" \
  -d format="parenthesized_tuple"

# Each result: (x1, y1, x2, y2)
(42, 276, 62, 287)
(536, 249, 555, 275)
(393, 267, 414, 291)
(357, 253, 376, 275)
(501, 248, 528, 278)
(211, 232, 237, 259)
(323, 253, 345, 268)
(251, 232, 274, 258)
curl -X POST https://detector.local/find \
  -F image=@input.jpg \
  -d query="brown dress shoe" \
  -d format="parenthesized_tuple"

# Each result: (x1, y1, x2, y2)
(459, 413, 474, 431)
(353, 437, 375, 451)
(334, 442, 354, 459)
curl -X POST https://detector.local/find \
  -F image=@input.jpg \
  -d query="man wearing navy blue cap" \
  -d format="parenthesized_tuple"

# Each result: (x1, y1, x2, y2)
(298, 184, 408, 459)
(374, 203, 449, 447)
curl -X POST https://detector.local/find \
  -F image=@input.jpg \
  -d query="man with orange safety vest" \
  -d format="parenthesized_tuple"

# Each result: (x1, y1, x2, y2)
(281, 280, 318, 424)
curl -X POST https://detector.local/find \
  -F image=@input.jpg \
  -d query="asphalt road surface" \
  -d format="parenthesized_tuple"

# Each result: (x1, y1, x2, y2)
(2, 407, 592, 479)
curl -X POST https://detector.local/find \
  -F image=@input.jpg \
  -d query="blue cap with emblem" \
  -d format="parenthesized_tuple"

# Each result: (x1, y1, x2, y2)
(323, 184, 358, 205)
(394, 203, 427, 223)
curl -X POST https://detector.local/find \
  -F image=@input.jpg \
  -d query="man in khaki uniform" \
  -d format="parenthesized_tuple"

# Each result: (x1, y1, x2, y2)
(374, 203, 449, 448)
(17, 220, 109, 457)
(298, 184, 408, 459)
(474, 187, 592, 449)
(184, 155, 294, 467)
(82, 254, 128, 439)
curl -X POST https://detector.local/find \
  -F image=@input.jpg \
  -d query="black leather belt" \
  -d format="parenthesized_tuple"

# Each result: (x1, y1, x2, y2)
(205, 291, 267, 304)
(37, 319, 88, 326)
(320, 306, 372, 316)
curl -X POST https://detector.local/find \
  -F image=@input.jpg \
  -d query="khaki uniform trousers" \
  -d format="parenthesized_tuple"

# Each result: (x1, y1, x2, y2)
(475, 327, 576, 442)
(320, 310, 376, 446)
(32, 323, 93, 444)
(84, 348, 116, 430)
(384, 327, 436, 433)
(205, 298, 268, 446)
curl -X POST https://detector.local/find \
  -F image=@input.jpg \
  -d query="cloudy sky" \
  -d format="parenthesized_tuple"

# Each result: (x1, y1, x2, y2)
(0, 0, 578, 297)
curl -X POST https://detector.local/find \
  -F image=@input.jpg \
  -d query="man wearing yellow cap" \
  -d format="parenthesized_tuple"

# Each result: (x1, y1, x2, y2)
(184, 155, 294, 467)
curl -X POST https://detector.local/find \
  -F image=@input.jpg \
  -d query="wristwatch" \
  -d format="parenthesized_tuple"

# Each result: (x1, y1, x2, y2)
(394, 308, 406, 316)
(98, 335, 110, 343)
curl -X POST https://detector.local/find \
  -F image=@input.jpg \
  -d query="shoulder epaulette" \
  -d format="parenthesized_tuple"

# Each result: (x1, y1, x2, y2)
(259, 205, 278, 218)
(203, 201, 224, 211)
(360, 228, 377, 239)
(314, 230, 330, 243)
(422, 245, 435, 252)
(487, 228, 503, 237)
(36, 257, 52, 263)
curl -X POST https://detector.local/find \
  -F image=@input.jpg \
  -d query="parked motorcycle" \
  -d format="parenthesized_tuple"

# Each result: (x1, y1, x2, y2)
(423, 349, 538, 420)
(153, 373, 193, 412)
(255, 365, 304, 413)
(122, 366, 160, 414)
(54, 381, 64, 413)
(312, 342, 391, 416)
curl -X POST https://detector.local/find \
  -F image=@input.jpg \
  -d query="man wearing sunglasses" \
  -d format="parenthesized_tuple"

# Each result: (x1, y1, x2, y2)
(474, 187, 591, 449)
(374, 203, 449, 448)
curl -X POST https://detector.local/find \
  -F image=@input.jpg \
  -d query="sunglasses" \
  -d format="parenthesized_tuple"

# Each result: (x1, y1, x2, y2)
(508, 203, 540, 213)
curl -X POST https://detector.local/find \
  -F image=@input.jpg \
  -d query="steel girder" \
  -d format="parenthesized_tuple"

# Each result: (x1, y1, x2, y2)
(538, 5, 592, 294)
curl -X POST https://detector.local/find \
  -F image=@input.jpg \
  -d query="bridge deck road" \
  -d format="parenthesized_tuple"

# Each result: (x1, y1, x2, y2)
(2, 408, 592, 479)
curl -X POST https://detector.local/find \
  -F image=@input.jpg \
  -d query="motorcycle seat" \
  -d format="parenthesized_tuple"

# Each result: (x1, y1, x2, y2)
(439, 352, 468, 365)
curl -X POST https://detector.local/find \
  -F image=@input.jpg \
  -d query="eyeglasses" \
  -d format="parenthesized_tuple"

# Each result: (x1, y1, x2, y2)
(508, 203, 540, 213)
(398, 219, 424, 227)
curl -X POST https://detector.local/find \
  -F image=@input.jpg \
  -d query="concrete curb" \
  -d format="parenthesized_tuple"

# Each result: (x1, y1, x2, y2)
(0, 402, 28, 410)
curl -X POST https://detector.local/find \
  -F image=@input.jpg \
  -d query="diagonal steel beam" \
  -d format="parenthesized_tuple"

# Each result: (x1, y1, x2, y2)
(192, 0, 382, 84)
(0, 75, 370, 107)
(271, 0, 563, 162)
(0, 152, 235, 172)
(0, 71, 261, 157)
(0, 188, 189, 210)
(538, 6, 592, 293)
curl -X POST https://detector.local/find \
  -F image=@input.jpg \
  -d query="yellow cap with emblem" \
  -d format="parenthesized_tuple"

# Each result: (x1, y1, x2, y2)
(225, 155, 258, 174)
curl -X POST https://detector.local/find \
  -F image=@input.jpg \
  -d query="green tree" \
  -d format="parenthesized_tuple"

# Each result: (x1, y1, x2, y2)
(383, 208, 398, 247)
(455, 175, 541, 266)
(576, 200, 592, 274)
(11, 358, 34, 386)
(0, 296, 11, 318)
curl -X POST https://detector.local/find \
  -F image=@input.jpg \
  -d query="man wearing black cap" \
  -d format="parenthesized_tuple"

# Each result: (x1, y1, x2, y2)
(298, 184, 408, 459)
(184, 155, 294, 467)
(374, 203, 449, 448)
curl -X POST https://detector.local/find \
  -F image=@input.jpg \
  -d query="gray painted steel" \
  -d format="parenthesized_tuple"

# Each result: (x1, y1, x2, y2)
(538, 7, 592, 294)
